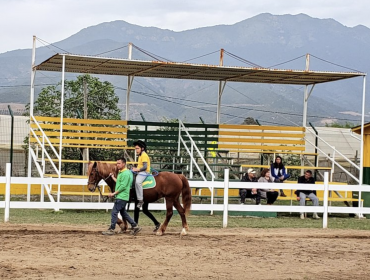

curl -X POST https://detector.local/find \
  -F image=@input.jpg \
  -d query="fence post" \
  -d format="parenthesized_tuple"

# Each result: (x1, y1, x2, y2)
(323, 172, 329, 228)
(4, 163, 11, 222)
(223, 169, 229, 228)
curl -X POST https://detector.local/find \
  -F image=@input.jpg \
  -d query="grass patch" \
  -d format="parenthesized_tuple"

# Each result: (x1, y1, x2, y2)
(1, 208, 370, 230)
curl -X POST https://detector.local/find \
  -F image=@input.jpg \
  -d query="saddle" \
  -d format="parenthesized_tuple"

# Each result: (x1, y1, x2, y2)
(129, 173, 156, 202)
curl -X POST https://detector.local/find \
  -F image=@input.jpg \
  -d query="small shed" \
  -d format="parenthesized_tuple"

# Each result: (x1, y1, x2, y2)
(352, 123, 370, 184)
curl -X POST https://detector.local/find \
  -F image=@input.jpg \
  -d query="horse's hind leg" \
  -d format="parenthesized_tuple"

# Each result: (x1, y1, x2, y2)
(173, 199, 189, 235)
(157, 198, 174, 236)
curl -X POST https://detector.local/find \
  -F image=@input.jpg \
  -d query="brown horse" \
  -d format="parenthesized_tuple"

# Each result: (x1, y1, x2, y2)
(87, 161, 192, 236)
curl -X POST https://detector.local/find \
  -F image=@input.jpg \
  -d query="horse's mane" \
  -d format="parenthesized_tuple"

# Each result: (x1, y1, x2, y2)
(87, 161, 117, 177)
(100, 162, 117, 176)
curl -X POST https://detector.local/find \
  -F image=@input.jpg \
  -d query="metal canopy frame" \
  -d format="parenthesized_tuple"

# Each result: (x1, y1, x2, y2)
(34, 50, 366, 125)
(28, 37, 367, 203)
(36, 53, 364, 84)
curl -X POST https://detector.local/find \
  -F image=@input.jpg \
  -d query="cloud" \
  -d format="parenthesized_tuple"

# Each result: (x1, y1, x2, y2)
(1, 0, 370, 53)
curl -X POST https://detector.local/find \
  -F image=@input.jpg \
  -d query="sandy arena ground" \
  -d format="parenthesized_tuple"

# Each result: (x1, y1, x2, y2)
(1, 223, 370, 280)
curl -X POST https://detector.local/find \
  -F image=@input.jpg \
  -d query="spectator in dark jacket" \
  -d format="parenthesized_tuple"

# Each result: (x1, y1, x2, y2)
(295, 170, 320, 220)
(270, 156, 290, 197)
(239, 168, 258, 204)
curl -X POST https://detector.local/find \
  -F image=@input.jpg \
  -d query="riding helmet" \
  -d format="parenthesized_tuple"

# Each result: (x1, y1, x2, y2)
(133, 140, 147, 151)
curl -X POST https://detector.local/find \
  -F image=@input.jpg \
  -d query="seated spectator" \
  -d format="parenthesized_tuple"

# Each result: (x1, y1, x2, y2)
(257, 168, 279, 205)
(295, 170, 320, 220)
(239, 168, 258, 204)
(270, 156, 290, 197)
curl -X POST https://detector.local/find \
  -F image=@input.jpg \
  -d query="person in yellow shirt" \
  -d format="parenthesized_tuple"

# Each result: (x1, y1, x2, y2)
(132, 140, 151, 209)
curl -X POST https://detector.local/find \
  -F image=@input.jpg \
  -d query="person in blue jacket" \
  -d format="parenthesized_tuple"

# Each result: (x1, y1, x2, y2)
(270, 156, 290, 197)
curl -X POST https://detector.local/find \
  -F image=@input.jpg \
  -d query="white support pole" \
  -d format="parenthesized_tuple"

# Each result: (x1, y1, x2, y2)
(223, 168, 229, 228)
(126, 43, 134, 121)
(4, 163, 11, 222)
(216, 49, 225, 124)
(210, 184, 214, 216)
(302, 85, 308, 128)
(82, 78, 89, 174)
(323, 172, 329, 229)
(359, 76, 367, 207)
(27, 35, 37, 202)
(125, 76, 134, 120)
(41, 135, 45, 203)
(216, 81, 226, 124)
(305, 53, 310, 71)
(302, 54, 310, 128)
(128, 42, 132, 60)
(331, 148, 335, 182)
(301, 86, 309, 176)
(57, 55, 66, 210)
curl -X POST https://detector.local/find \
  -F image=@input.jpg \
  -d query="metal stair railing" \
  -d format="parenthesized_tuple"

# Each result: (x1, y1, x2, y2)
(178, 120, 216, 213)
(177, 120, 215, 182)
(30, 115, 61, 176)
(305, 128, 360, 184)
(29, 115, 60, 205)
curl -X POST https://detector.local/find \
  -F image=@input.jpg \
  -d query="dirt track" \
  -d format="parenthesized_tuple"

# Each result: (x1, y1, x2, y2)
(1, 223, 370, 279)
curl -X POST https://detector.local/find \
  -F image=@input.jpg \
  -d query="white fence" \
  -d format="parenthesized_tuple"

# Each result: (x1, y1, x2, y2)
(1, 164, 370, 228)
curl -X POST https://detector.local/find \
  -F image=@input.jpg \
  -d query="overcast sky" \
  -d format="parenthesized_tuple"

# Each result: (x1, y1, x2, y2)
(1, 0, 369, 54)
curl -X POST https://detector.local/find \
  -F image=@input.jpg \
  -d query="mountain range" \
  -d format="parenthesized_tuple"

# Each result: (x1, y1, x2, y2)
(1, 13, 369, 126)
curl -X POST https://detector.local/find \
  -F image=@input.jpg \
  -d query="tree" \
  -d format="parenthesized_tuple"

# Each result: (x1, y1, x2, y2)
(324, 121, 358, 128)
(27, 74, 120, 119)
(25, 74, 122, 175)
(241, 117, 258, 125)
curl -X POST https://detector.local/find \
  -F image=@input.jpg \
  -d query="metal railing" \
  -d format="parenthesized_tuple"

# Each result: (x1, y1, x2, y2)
(30, 115, 61, 176)
(177, 120, 215, 182)
(305, 128, 360, 183)
(178, 120, 216, 213)
(29, 115, 61, 205)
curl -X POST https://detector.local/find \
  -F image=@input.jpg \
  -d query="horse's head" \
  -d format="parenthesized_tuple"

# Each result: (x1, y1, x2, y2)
(87, 161, 102, 192)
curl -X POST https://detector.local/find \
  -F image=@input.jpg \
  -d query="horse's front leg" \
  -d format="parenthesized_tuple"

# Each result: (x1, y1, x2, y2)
(157, 198, 174, 236)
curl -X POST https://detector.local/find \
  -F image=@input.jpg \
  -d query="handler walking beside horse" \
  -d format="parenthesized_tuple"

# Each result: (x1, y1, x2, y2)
(102, 157, 141, 236)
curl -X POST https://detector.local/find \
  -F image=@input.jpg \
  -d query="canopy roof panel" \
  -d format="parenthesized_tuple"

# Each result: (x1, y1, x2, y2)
(35, 53, 365, 85)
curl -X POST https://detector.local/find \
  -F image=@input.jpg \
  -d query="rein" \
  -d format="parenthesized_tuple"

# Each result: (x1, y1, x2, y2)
(96, 174, 112, 202)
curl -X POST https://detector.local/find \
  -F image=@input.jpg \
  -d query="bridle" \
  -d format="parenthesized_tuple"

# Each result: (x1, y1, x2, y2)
(88, 164, 112, 202)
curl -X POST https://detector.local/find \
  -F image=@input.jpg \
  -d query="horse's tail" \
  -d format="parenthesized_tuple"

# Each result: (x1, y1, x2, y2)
(179, 174, 192, 215)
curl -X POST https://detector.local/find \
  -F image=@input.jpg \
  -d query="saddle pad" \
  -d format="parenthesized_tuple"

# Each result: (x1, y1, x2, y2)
(142, 175, 156, 189)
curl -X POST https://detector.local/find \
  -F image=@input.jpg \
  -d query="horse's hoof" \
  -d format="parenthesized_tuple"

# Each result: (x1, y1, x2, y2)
(156, 231, 163, 236)
(180, 228, 188, 236)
